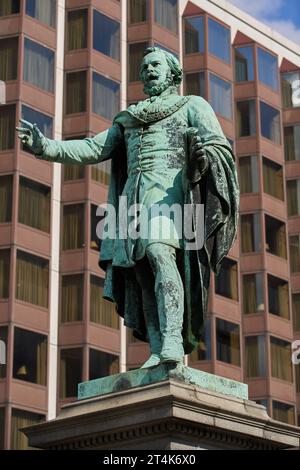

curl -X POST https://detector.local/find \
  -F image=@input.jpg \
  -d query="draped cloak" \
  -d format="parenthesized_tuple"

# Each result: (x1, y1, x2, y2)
(99, 94, 240, 354)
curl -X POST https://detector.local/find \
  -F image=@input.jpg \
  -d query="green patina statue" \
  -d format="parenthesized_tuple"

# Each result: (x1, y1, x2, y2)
(16, 47, 239, 369)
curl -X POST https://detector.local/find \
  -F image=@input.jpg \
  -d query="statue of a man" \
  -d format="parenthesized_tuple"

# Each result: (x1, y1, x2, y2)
(16, 47, 239, 369)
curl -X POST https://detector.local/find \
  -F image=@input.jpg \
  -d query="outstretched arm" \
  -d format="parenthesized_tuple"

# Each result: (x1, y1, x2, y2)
(16, 119, 123, 165)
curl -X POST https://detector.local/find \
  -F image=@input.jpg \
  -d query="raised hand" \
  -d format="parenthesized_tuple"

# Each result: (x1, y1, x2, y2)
(16, 119, 48, 155)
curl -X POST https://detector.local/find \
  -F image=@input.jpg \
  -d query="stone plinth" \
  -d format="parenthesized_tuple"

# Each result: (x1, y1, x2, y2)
(23, 365, 300, 450)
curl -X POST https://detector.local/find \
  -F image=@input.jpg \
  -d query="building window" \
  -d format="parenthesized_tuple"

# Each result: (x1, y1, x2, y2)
(0, 408, 4, 449)
(89, 349, 119, 381)
(289, 235, 300, 272)
(128, 0, 148, 24)
(90, 275, 119, 329)
(154, 43, 179, 58)
(67, 9, 87, 51)
(268, 275, 289, 319)
(273, 401, 295, 425)
(0, 327, 8, 379)
(293, 293, 300, 331)
(245, 336, 266, 377)
(215, 258, 238, 301)
(189, 318, 211, 362)
(154, 0, 178, 33)
(26, 0, 56, 28)
(18, 176, 50, 233)
(0, 0, 19, 16)
(0, 37, 18, 81)
(265, 215, 287, 259)
(260, 101, 281, 144)
(65, 71, 87, 115)
(13, 327, 47, 385)
(262, 157, 284, 200)
(0, 104, 15, 150)
(0, 174, 12, 222)
(243, 273, 264, 314)
(61, 274, 83, 322)
(241, 213, 261, 253)
(16, 250, 49, 307)
(184, 72, 205, 98)
(184, 16, 204, 54)
(236, 100, 256, 137)
(271, 337, 293, 382)
(60, 348, 82, 398)
(216, 318, 240, 366)
(0, 250, 10, 299)
(281, 72, 300, 108)
(238, 156, 258, 193)
(258, 47, 278, 91)
(208, 18, 230, 64)
(92, 72, 120, 121)
(21, 105, 52, 155)
(93, 10, 120, 61)
(23, 38, 54, 93)
(21, 105, 52, 137)
(287, 179, 300, 216)
(235, 46, 254, 82)
(284, 125, 300, 161)
(11, 409, 44, 450)
(209, 73, 232, 119)
(91, 159, 111, 185)
(128, 42, 148, 82)
(64, 165, 85, 181)
(63, 204, 84, 250)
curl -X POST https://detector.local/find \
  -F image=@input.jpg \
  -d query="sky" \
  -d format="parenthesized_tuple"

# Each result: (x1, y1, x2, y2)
(228, 0, 300, 44)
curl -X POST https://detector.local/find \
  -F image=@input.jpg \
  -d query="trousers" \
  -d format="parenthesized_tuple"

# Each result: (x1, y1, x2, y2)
(134, 242, 184, 363)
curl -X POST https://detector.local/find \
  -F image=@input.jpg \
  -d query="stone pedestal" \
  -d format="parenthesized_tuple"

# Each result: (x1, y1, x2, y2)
(23, 365, 300, 450)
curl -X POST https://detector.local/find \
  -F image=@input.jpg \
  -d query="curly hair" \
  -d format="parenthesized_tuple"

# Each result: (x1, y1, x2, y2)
(140, 46, 183, 87)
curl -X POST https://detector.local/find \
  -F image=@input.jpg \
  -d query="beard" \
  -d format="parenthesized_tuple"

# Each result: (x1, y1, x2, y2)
(143, 71, 174, 97)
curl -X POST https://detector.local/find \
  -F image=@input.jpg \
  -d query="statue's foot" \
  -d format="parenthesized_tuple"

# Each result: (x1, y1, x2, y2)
(140, 354, 161, 369)
(160, 338, 184, 364)
(159, 353, 183, 364)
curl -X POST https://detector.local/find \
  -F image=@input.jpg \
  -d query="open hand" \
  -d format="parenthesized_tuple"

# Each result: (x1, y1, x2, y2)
(16, 119, 47, 155)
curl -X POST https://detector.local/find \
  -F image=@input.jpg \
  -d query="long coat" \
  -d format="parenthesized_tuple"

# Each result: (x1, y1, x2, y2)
(38, 93, 239, 354)
(98, 94, 240, 354)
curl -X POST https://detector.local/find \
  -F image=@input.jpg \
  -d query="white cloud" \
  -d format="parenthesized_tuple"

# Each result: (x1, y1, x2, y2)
(228, 0, 284, 18)
(228, 0, 300, 44)
(265, 20, 300, 43)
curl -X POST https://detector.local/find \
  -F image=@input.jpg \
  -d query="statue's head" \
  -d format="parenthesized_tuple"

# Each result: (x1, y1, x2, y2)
(140, 47, 183, 97)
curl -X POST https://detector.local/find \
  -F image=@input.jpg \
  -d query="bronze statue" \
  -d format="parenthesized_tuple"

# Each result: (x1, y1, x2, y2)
(16, 47, 239, 368)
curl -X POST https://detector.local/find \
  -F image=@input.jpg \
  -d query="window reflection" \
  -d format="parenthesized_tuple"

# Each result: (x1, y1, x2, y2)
(92, 72, 120, 121)
(208, 18, 230, 64)
(209, 73, 232, 119)
(184, 16, 204, 54)
(23, 38, 54, 93)
(260, 101, 281, 144)
(93, 10, 120, 61)
(281, 72, 300, 108)
(258, 47, 278, 91)
(235, 46, 254, 82)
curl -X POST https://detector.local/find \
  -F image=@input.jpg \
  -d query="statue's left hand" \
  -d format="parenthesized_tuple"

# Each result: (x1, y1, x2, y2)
(190, 135, 209, 175)
(187, 134, 209, 184)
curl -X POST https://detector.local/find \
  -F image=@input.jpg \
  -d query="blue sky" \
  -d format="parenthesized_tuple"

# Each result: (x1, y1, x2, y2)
(229, 0, 300, 44)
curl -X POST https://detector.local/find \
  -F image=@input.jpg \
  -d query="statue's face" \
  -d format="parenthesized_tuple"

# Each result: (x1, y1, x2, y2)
(140, 51, 174, 97)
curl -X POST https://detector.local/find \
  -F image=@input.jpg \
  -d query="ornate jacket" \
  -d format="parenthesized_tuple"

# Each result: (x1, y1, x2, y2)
(40, 91, 240, 353)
